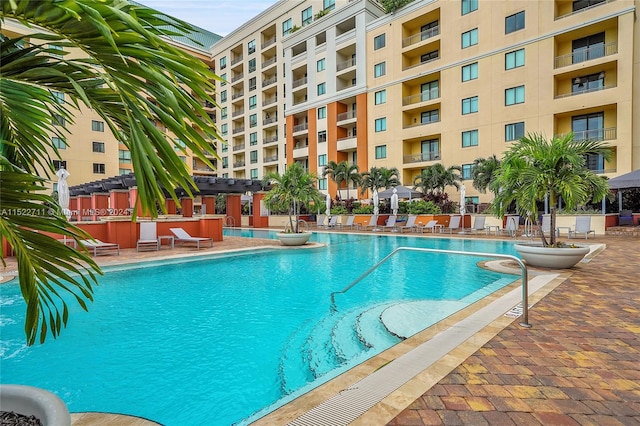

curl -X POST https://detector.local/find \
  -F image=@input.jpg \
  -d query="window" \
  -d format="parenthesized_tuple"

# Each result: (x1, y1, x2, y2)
(462, 164, 474, 180)
(249, 77, 256, 91)
(421, 109, 439, 124)
(462, 0, 478, 14)
(221, 143, 228, 153)
(219, 56, 226, 69)
(248, 58, 256, 73)
(572, 112, 604, 141)
(250, 168, 259, 179)
(119, 168, 130, 175)
(420, 50, 439, 63)
(505, 122, 525, 141)
(302, 7, 313, 25)
(374, 62, 386, 77)
(52, 160, 66, 170)
(375, 145, 387, 159)
(572, 32, 605, 64)
(52, 91, 65, 104)
(248, 39, 256, 54)
(249, 132, 257, 146)
(505, 11, 525, 34)
(282, 18, 293, 36)
(91, 120, 104, 132)
(421, 139, 440, 161)
(249, 95, 257, 109)
(374, 90, 386, 105)
(462, 62, 478, 81)
(461, 28, 478, 48)
(221, 123, 228, 135)
(220, 90, 227, 102)
(317, 58, 326, 72)
(220, 73, 226, 86)
(420, 20, 439, 40)
(318, 178, 328, 190)
(375, 117, 387, 132)
(93, 163, 105, 174)
(222, 157, 228, 168)
(505, 86, 525, 105)
(323, 0, 335, 11)
(222, 173, 229, 178)
(92, 141, 105, 153)
(505, 48, 525, 69)
(250, 150, 258, 164)
(317, 106, 326, 119)
(52, 137, 66, 149)
(573, 0, 605, 12)
(318, 154, 327, 166)
(318, 131, 327, 143)
(572, 72, 605, 94)
(462, 96, 478, 114)
(119, 149, 132, 163)
(221, 107, 227, 119)
(49, 44, 63, 58)
(317, 82, 326, 95)
(462, 130, 479, 147)
(374, 34, 386, 50)
(52, 114, 65, 127)
(249, 114, 257, 127)
(421, 80, 439, 101)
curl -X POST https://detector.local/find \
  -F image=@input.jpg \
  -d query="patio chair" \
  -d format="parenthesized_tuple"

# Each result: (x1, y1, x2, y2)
(337, 215, 356, 230)
(381, 215, 398, 231)
(137, 222, 159, 252)
(418, 219, 439, 233)
(469, 216, 487, 234)
(399, 215, 417, 233)
(362, 215, 380, 230)
(325, 216, 339, 228)
(80, 239, 120, 256)
(314, 214, 327, 228)
(169, 228, 213, 249)
(540, 215, 560, 237)
(443, 215, 461, 234)
(619, 209, 634, 226)
(568, 216, 595, 239)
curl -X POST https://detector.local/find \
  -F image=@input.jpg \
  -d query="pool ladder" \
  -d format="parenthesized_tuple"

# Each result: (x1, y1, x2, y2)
(330, 246, 531, 328)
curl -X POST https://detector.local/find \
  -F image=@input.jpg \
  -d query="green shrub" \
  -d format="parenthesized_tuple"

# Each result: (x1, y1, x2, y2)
(352, 204, 374, 214)
(330, 205, 348, 215)
(406, 200, 441, 214)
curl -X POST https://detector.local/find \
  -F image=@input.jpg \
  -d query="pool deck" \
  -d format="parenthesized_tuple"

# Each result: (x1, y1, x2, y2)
(1, 229, 639, 425)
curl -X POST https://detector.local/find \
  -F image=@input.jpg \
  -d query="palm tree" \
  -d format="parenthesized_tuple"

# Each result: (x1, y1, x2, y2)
(360, 166, 400, 195)
(263, 163, 325, 233)
(323, 160, 361, 199)
(471, 155, 500, 195)
(1, 1, 220, 344)
(412, 163, 462, 195)
(343, 162, 361, 200)
(491, 132, 611, 246)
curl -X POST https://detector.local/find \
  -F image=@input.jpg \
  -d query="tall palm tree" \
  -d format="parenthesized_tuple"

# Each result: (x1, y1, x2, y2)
(471, 155, 500, 195)
(263, 163, 324, 233)
(323, 160, 347, 197)
(1, 1, 220, 345)
(412, 163, 462, 195)
(360, 166, 400, 195)
(491, 132, 611, 246)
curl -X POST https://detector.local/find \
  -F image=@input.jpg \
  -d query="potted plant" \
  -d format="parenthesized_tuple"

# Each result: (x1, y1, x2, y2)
(263, 163, 325, 246)
(490, 132, 611, 268)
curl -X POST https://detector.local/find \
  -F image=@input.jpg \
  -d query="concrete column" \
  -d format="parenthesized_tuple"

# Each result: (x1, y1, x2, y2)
(226, 194, 242, 227)
(202, 196, 216, 215)
(91, 193, 109, 221)
(252, 193, 269, 228)
(180, 198, 194, 218)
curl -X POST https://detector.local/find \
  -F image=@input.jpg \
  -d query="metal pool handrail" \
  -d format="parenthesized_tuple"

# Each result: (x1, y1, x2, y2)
(330, 247, 531, 327)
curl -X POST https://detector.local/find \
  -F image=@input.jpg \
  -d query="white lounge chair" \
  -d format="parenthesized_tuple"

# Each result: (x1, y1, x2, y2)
(443, 215, 461, 233)
(399, 215, 418, 233)
(381, 215, 398, 231)
(80, 239, 120, 256)
(137, 222, 159, 252)
(315, 214, 327, 228)
(418, 219, 439, 233)
(569, 216, 595, 239)
(362, 215, 380, 230)
(325, 216, 339, 228)
(169, 228, 213, 249)
(469, 216, 487, 234)
(337, 215, 356, 230)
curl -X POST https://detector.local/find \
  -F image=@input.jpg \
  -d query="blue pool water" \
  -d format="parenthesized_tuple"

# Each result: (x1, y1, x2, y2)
(1, 231, 518, 425)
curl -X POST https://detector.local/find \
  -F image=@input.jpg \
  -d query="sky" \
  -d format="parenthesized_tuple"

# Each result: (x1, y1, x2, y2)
(138, 1, 279, 36)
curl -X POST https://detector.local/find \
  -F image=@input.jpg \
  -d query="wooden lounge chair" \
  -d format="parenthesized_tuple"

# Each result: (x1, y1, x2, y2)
(80, 239, 120, 256)
(169, 228, 213, 249)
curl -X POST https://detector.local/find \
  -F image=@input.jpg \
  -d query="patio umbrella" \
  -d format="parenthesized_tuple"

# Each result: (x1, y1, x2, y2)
(390, 187, 399, 215)
(56, 167, 71, 221)
(373, 189, 379, 216)
(459, 184, 466, 233)
(325, 193, 331, 215)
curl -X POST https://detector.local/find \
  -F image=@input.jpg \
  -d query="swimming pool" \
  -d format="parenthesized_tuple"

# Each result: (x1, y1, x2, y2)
(1, 231, 518, 425)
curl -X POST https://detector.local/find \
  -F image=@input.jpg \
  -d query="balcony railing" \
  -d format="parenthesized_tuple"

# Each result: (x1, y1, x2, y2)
(262, 96, 277, 107)
(263, 135, 278, 144)
(337, 135, 355, 142)
(232, 108, 244, 117)
(231, 73, 244, 83)
(402, 25, 440, 48)
(264, 155, 278, 162)
(554, 83, 616, 99)
(337, 110, 357, 121)
(232, 126, 245, 134)
(403, 152, 440, 163)
(404, 117, 439, 129)
(554, 41, 617, 68)
(262, 56, 277, 68)
(292, 77, 308, 88)
(402, 88, 440, 106)
(263, 116, 278, 125)
(562, 127, 617, 141)
(294, 141, 309, 149)
(336, 57, 356, 71)
(262, 76, 277, 87)
(556, 0, 610, 20)
(261, 37, 276, 49)
(232, 91, 244, 100)
(233, 144, 245, 151)
(292, 123, 308, 133)
(230, 55, 243, 66)
(233, 161, 245, 168)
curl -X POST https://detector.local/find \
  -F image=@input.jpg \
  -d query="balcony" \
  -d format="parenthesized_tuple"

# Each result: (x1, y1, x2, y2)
(232, 91, 244, 100)
(337, 110, 357, 122)
(403, 152, 440, 164)
(232, 108, 244, 118)
(402, 25, 440, 48)
(554, 42, 617, 68)
(563, 127, 617, 142)
(556, 0, 609, 20)
(263, 115, 278, 125)
(233, 160, 246, 168)
(262, 56, 277, 68)
(264, 155, 278, 163)
(230, 55, 243, 66)
(403, 88, 440, 106)
(262, 76, 277, 87)
(233, 143, 245, 152)
(263, 135, 278, 144)
(231, 73, 244, 83)
(292, 123, 308, 133)
(232, 126, 245, 134)
(336, 57, 356, 72)
(262, 37, 276, 49)
(337, 135, 357, 151)
(555, 83, 615, 99)
(292, 77, 308, 88)
(404, 117, 439, 129)
(262, 96, 277, 107)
